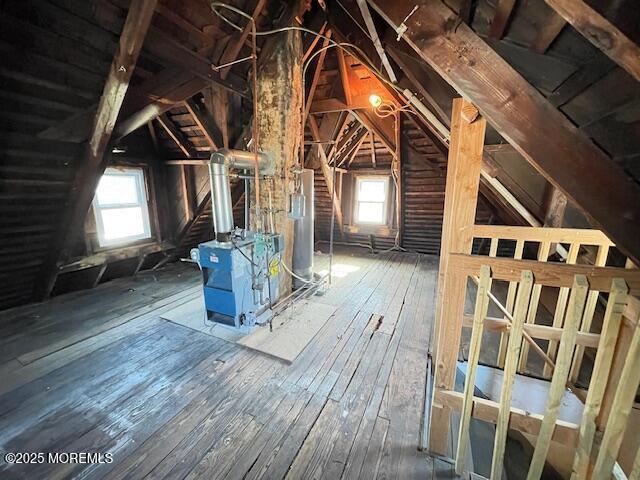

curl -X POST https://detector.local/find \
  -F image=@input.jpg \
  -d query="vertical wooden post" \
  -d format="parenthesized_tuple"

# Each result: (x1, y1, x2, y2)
(591, 315, 640, 479)
(569, 244, 611, 382)
(491, 270, 534, 479)
(455, 265, 492, 474)
(430, 98, 486, 455)
(518, 240, 551, 372)
(394, 111, 402, 246)
(527, 275, 588, 480)
(544, 242, 581, 377)
(571, 278, 628, 479)
(498, 239, 524, 368)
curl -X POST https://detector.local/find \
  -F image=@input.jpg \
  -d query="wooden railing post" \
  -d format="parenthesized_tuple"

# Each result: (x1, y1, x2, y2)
(430, 98, 486, 455)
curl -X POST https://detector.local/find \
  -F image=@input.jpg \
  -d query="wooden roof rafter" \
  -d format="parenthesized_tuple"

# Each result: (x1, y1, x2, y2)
(544, 0, 640, 82)
(366, 0, 640, 264)
(34, 0, 159, 300)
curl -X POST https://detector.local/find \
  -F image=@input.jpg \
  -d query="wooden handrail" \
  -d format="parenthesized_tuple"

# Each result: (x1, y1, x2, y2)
(450, 254, 640, 294)
(472, 225, 614, 246)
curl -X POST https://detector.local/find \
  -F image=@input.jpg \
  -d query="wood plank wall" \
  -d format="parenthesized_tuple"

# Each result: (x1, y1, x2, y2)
(313, 120, 495, 254)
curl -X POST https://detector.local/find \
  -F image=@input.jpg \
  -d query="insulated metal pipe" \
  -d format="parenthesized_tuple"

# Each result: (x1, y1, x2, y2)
(209, 148, 274, 242)
(293, 169, 314, 287)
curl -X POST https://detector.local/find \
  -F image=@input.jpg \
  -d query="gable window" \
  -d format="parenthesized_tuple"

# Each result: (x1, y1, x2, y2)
(354, 177, 389, 225)
(93, 167, 151, 247)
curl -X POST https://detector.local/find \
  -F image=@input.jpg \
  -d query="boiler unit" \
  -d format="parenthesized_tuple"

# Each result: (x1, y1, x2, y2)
(195, 231, 283, 330)
(191, 149, 316, 332)
(190, 148, 282, 331)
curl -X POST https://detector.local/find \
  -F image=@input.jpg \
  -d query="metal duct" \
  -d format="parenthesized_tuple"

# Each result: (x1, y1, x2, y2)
(293, 169, 314, 288)
(209, 148, 274, 242)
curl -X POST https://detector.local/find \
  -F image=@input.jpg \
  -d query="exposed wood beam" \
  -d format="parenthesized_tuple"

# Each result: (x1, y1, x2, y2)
(308, 115, 344, 231)
(303, 21, 328, 63)
(352, 111, 395, 157)
(114, 76, 208, 139)
(336, 48, 353, 106)
(203, 86, 230, 148)
(184, 98, 223, 150)
(355, 0, 397, 82)
(217, 0, 268, 80)
(531, 12, 567, 53)
(34, 0, 158, 300)
(304, 30, 332, 124)
(457, 0, 475, 25)
(156, 114, 197, 158)
(431, 98, 487, 454)
(544, 0, 640, 82)
(48, 0, 267, 144)
(58, 241, 172, 275)
(489, 0, 517, 40)
(144, 26, 248, 95)
(38, 45, 246, 144)
(369, 0, 640, 264)
(325, 112, 353, 162)
(336, 124, 368, 166)
(369, 131, 376, 168)
(346, 134, 367, 167)
(385, 45, 450, 128)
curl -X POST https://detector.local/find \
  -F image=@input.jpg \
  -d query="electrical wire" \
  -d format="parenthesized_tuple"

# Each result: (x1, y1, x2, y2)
(209, 1, 418, 282)
(280, 259, 316, 284)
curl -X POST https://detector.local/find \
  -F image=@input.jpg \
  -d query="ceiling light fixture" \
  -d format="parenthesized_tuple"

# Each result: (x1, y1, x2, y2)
(368, 94, 382, 108)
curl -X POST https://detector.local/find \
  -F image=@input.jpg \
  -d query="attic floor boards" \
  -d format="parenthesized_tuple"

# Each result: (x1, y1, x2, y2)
(0, 248, 454, 480)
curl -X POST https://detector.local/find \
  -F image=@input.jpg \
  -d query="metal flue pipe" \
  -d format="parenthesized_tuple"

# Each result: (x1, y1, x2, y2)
(209, 148, 274, 242)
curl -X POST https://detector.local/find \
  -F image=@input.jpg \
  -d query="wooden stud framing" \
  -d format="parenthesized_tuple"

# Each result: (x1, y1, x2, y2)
(527, 275, 588, 480)
(472, 225, 614, 246)
(491, 270, 534, 480)
(462, 314, 601, 348)
(569, 244, 611, 382)
(455, 265, 492, 474)
(449, 254, 640, 294)
(436, 389, 580, 445)
(497, 239, 524, 367)
(517, 241, 551, 372)
(571, 278, 628, 479)
(544, 242, 581, 377)
(591, 313, 640, 479)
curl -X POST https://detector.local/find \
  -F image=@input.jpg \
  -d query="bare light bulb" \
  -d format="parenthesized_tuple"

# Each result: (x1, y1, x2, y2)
(368, 94, 382, 108)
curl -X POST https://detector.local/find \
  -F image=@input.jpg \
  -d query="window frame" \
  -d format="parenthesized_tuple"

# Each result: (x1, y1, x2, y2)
(353, 176, 390, 226)
(92, 167, 152, 248)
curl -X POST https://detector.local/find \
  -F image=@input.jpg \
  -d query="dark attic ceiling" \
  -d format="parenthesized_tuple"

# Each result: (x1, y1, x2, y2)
(324, 0, 640, 260)
(1, 0, 639, 311)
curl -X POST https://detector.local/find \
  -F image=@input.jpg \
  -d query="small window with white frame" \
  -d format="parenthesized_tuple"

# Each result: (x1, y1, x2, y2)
(92, 167, 152, 247)
(354, 176, 389, 225)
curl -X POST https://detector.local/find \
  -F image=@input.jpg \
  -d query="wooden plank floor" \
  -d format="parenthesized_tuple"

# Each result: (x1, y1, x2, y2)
(0, 248, 450, 479)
